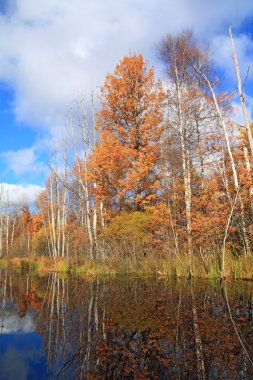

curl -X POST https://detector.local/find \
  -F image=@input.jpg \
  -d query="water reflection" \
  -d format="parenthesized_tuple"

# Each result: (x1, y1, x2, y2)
(0, 269, 253, 379)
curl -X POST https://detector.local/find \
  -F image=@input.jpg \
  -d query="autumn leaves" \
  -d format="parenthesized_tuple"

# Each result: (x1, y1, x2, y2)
(2, 30, 253, 267)
(90, 54, 165, 213)
(87, 31, 253, 260)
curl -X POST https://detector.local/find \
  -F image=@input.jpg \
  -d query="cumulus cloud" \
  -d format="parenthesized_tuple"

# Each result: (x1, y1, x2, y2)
(209, 31, 253, 125)
(0, 0, 253, 136)
(0, 183, 44, 204)
(210, 32, 253, 84)
(0, 0, 253, 190)
(1, 146, 47, 176)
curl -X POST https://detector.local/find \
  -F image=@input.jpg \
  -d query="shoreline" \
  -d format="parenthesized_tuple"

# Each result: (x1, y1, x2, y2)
(0, 255, 253, 280)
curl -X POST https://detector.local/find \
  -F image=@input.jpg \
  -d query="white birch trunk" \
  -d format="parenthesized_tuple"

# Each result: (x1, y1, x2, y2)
(195, 67, 250, 254)
(229, 27, 253, 162)
(175, 66, 192, 256)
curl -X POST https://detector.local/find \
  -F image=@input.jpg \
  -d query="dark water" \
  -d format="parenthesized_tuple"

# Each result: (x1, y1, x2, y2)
(0, 269, 253, 379)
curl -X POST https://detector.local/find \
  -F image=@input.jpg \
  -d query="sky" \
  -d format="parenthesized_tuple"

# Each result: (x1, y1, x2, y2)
(1, 0, 253, 203)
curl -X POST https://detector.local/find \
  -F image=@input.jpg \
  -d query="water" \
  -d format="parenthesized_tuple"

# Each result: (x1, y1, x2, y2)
(0, 269, 253, 379)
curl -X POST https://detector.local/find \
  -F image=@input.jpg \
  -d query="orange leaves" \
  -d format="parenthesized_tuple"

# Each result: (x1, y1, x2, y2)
(98, 53, 165, 146)
(89, 130, 130, 202)
(91, 53, 165, 213)
(27, 213, 43, 235)
(191, 176, 231, 247)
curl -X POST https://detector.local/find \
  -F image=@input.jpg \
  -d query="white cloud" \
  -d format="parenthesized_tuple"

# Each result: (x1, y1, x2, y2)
(231, 101, 245, 125)
(0, 0, 252, 193)
(1, 146, 47, 176)
(0, 310, 43, 380)
(0, 0, 253, 139)
(0, 183, 44, 204)
(0, 312, 35, 334)
(231, 94, 253, 124)
(210, 32, 253, 84)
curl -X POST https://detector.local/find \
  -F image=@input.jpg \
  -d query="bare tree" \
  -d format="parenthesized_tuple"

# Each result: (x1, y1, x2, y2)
(229, 27, 253, 162)
(159, 31, 213, 261)
(194, 64, 250, 254)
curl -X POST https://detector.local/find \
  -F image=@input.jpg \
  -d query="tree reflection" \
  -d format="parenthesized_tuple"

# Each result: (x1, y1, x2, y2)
(0, 270, 253, 379)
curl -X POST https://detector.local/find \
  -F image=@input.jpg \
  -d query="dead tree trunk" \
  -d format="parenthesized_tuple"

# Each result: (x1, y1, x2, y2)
(229, 27, 253, 162)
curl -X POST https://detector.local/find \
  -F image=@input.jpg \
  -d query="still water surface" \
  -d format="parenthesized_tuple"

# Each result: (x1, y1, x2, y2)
(0, 269, 253, 379)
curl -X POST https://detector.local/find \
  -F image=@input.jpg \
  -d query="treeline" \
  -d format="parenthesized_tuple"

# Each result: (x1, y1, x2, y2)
(1, 30, 253, 275)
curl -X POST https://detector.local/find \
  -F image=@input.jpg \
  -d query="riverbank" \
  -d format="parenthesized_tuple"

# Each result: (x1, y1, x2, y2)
(1, 253, 253, 280)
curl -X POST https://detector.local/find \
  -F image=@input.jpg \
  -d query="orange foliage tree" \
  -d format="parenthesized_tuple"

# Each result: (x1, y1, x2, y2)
(89, 54, 165, 216)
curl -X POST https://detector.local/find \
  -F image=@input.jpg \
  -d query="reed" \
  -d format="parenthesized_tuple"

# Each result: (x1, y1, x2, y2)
(1, 253, 253, 280)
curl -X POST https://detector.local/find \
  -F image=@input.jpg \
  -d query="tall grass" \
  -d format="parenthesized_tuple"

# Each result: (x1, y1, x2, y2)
(20, 260, 39, 273)
(0, 259, 8, 269)
(1, 252, 253, 279)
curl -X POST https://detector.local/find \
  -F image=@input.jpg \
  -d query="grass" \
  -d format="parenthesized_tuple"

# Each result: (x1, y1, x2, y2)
(207, 260, 220, 280)
(1, 251, 253, 280)
(20, 260, 39, 272)
(0, 259, 8, 269)
(229, 254, 253, 279)
(70, 262, 117, 277)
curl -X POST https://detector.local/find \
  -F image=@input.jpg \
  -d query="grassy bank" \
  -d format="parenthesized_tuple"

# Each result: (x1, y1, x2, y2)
(0, 256, 162, 277)
(0, 252, 253, 280)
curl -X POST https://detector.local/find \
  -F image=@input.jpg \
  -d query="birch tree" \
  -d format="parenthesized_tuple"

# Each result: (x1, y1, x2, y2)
(159, 31, 206, 257)
(229, 27, 253, 162)
(194, 62, 250, 254)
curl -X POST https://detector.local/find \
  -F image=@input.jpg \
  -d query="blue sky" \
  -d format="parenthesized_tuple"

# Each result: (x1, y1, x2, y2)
(1, 0, 253, 203)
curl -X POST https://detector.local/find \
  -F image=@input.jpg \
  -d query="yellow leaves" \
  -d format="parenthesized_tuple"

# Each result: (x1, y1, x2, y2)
(103, 211, 154, 248)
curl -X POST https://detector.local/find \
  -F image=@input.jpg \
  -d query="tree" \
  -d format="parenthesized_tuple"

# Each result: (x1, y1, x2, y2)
(158, 30, 210, 257)
(229, 27, 253, 163)
(90, 53, 165, 215)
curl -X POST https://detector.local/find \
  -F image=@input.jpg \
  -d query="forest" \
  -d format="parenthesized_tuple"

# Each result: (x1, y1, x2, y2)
(0, 29, 253, 279)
